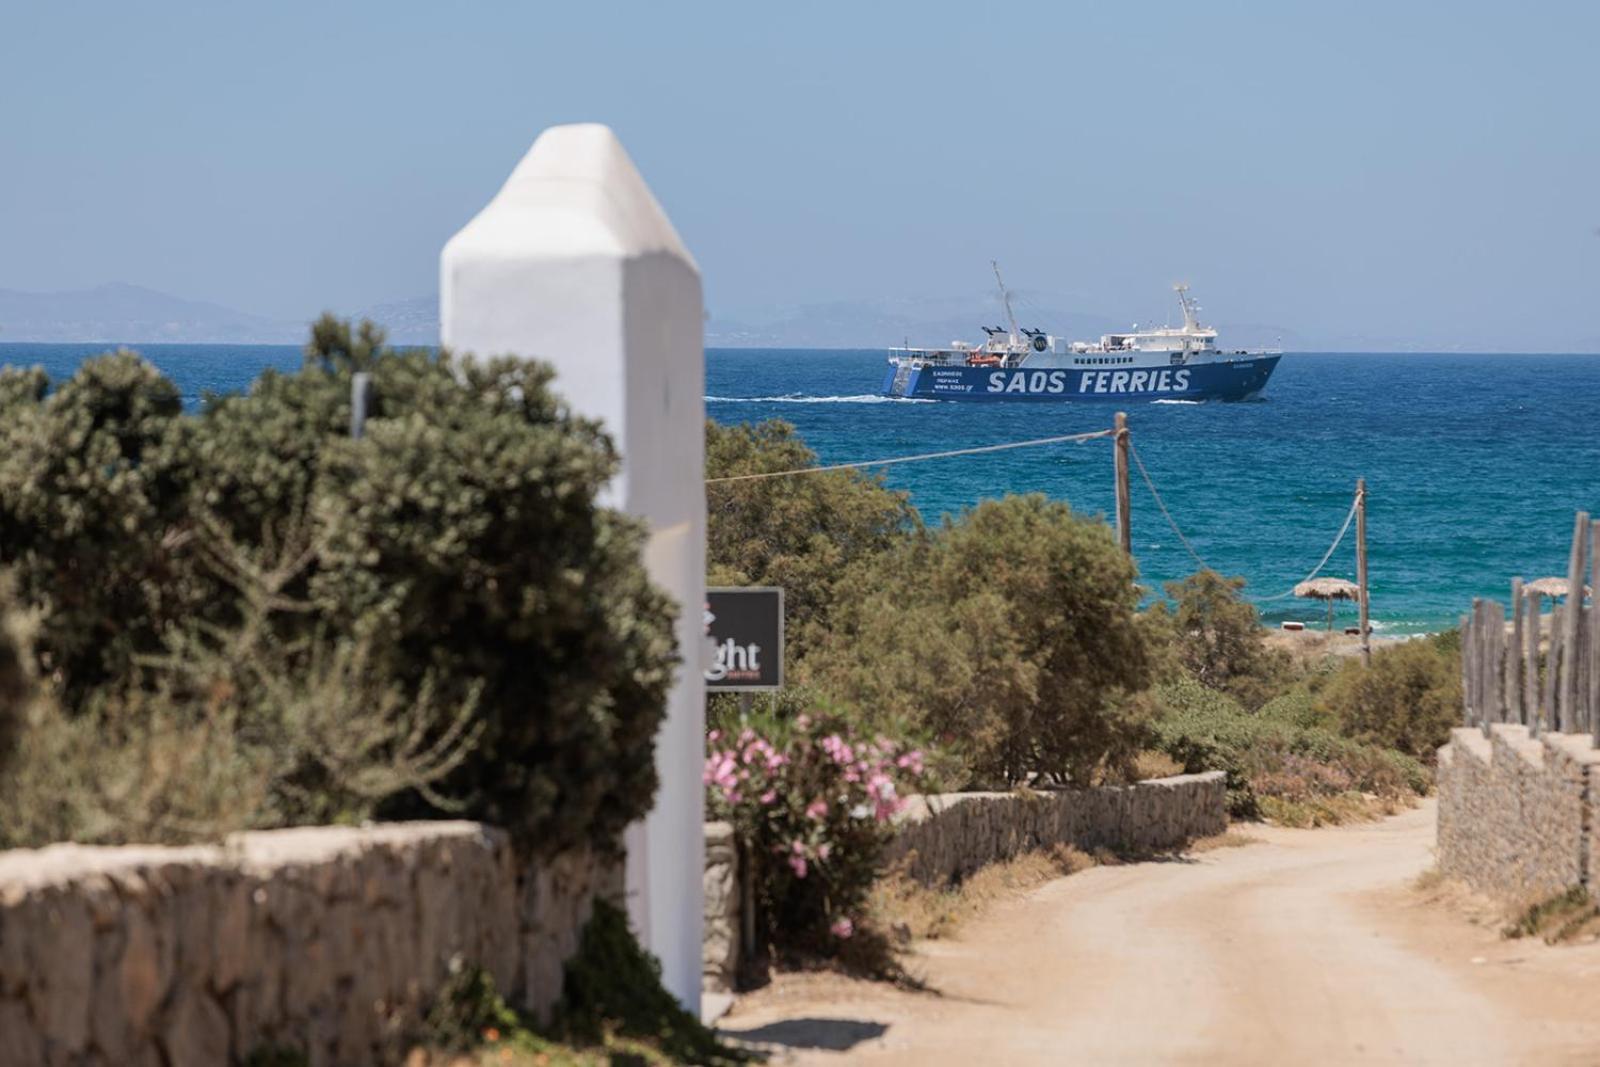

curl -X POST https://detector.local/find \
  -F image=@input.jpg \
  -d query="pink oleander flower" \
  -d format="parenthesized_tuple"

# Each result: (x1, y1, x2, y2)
(796, 714, 811, 730)
(708, 729, 721, 744)
(820, 734, 855, 765)
(805, 799, 828, 820)
(816, 842, 831, 861)
(788, 854, 808, 879)
(830, 917, 854, 939)
(896, 750, 924, 774)
(759, 790, 776, 805)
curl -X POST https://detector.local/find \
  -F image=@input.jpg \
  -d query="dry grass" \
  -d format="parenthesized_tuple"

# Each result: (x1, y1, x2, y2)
(1131, 750, 1186, 780)
(1188, 829, 1260, 852)
(1408, 867, 1600, 945)
(870, 844, 1095, 943)
(868, 829, 1254, 945)
(1502, 887, 1600, 944)
(1258, 790, 1415, 829)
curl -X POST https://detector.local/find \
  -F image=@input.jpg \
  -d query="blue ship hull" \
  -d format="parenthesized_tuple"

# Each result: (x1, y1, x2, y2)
(881, 355, 1281, 402)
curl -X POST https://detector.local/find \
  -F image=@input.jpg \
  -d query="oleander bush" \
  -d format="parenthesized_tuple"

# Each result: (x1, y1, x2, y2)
(0, 318, 677, 852)
(704, 705, 928, 956)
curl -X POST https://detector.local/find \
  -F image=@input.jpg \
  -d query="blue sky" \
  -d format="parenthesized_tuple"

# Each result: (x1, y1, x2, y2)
(2, 1, 1597, 349)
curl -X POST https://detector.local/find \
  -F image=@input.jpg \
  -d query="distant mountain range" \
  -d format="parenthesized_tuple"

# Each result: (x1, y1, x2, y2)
(703, 294, 1310, 352)
(1, 282, 1592, 353)
(0, 284, 440, 346)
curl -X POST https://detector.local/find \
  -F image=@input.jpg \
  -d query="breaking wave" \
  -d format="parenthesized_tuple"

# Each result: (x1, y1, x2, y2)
(1151, 398, 1206, 405)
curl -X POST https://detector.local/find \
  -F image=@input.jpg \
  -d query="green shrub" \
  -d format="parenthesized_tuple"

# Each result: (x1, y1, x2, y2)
(706, 419, 916, 664)
(802, 494, 1157, 787)
(1150, 678, 1428, 817)
(0, 352, 189, 699)
(0, 318, 677, 853)
(1255, 688, 1334, 730)
(0, 574, 36, 776)
(1320, 637, 1462, 760)
(1160, 570, 1292, 709)
(423, 908, 748, 1065)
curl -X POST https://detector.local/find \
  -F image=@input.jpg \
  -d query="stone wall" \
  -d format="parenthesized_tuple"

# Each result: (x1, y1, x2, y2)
(1437, 724, 1600, 907)
(698, 770, 1228, 992)
(884, 771, 1229, 887)
(701, 821, 739, 994)
(0, 822, 618, 1067)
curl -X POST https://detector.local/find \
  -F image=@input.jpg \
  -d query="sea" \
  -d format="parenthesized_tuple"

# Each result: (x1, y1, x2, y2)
(6, 342, 1600, 636)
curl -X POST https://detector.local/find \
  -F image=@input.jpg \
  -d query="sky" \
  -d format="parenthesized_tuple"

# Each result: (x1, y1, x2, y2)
(2, 0, 1598, 350)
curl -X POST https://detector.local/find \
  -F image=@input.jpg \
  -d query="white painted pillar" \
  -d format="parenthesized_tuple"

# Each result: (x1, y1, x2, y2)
(440, 124, 705, 1011)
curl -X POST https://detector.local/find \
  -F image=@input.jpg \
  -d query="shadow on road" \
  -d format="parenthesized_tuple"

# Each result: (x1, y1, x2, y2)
(720, 1017, 889, 1052)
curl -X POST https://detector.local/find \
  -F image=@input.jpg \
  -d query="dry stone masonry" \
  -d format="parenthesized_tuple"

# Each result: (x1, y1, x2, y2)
(884, 772, 1228, 886)
(700, 822, 739, 995)
(1437, 724, 1600, 907)
(0, 822, 617, 1067)
(700, 771, 1227, 991)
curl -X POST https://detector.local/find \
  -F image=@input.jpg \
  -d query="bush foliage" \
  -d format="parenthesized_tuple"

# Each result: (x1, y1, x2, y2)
(1161, 570, 1291, 710)
(802, 494, 1158, 786)
(705, 705, 927, 954)
(1320, 634, 1462, 759)
(706, 419, 916, 663)
(0, 575, 35, 777)
(1150, 678, 1428, 817)
(0, 320, 677, 851)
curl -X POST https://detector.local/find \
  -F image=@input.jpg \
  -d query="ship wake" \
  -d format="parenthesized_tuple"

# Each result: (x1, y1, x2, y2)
(706, 393, 935, 404)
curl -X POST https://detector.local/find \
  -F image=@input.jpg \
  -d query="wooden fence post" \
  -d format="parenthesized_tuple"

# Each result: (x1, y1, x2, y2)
(1591, 520, 1600, 744)
(1526, 589, 1544, 736)
(1488, 600, 1506, 725)
(1469, 599, 1484, 734)
(1509, 577, 1525, 725)
(1558, 511, 1590, 733)
(1543, 591, 1562, 733)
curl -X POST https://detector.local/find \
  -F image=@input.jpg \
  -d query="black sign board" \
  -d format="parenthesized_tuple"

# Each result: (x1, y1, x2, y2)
(704, 587, 784, 691)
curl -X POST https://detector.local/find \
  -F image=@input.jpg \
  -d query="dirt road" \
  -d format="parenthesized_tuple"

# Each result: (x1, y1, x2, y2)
(721, 802, 1600, 1065)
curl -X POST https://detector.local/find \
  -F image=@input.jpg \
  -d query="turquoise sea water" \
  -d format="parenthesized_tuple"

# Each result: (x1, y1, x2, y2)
(7, 342, 1599, 635)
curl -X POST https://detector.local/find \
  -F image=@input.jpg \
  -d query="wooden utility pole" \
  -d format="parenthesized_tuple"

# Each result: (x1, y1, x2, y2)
(1114, 411, 1131, 556)
(1356, 478, 1370, 667)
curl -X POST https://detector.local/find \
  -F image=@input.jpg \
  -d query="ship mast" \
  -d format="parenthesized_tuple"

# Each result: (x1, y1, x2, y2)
(1174, 284, 1201, 332)
(992, 260, 1020, 344)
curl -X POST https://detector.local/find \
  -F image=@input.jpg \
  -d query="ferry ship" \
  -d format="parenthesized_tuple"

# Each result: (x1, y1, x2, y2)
(881, 265, 1281, 402)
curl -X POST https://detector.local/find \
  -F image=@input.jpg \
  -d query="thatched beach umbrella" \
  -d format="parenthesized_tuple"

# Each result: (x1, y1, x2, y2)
(1525, 576, 1590, 599)
(1294, 576, 1360, 632)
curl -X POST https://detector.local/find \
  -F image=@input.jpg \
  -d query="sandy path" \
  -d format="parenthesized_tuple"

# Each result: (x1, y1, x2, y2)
(721, 802, 1600, 1065)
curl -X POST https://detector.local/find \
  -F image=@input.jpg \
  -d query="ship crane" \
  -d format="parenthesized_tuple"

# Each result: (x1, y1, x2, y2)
(992, 260, 1021, 346)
